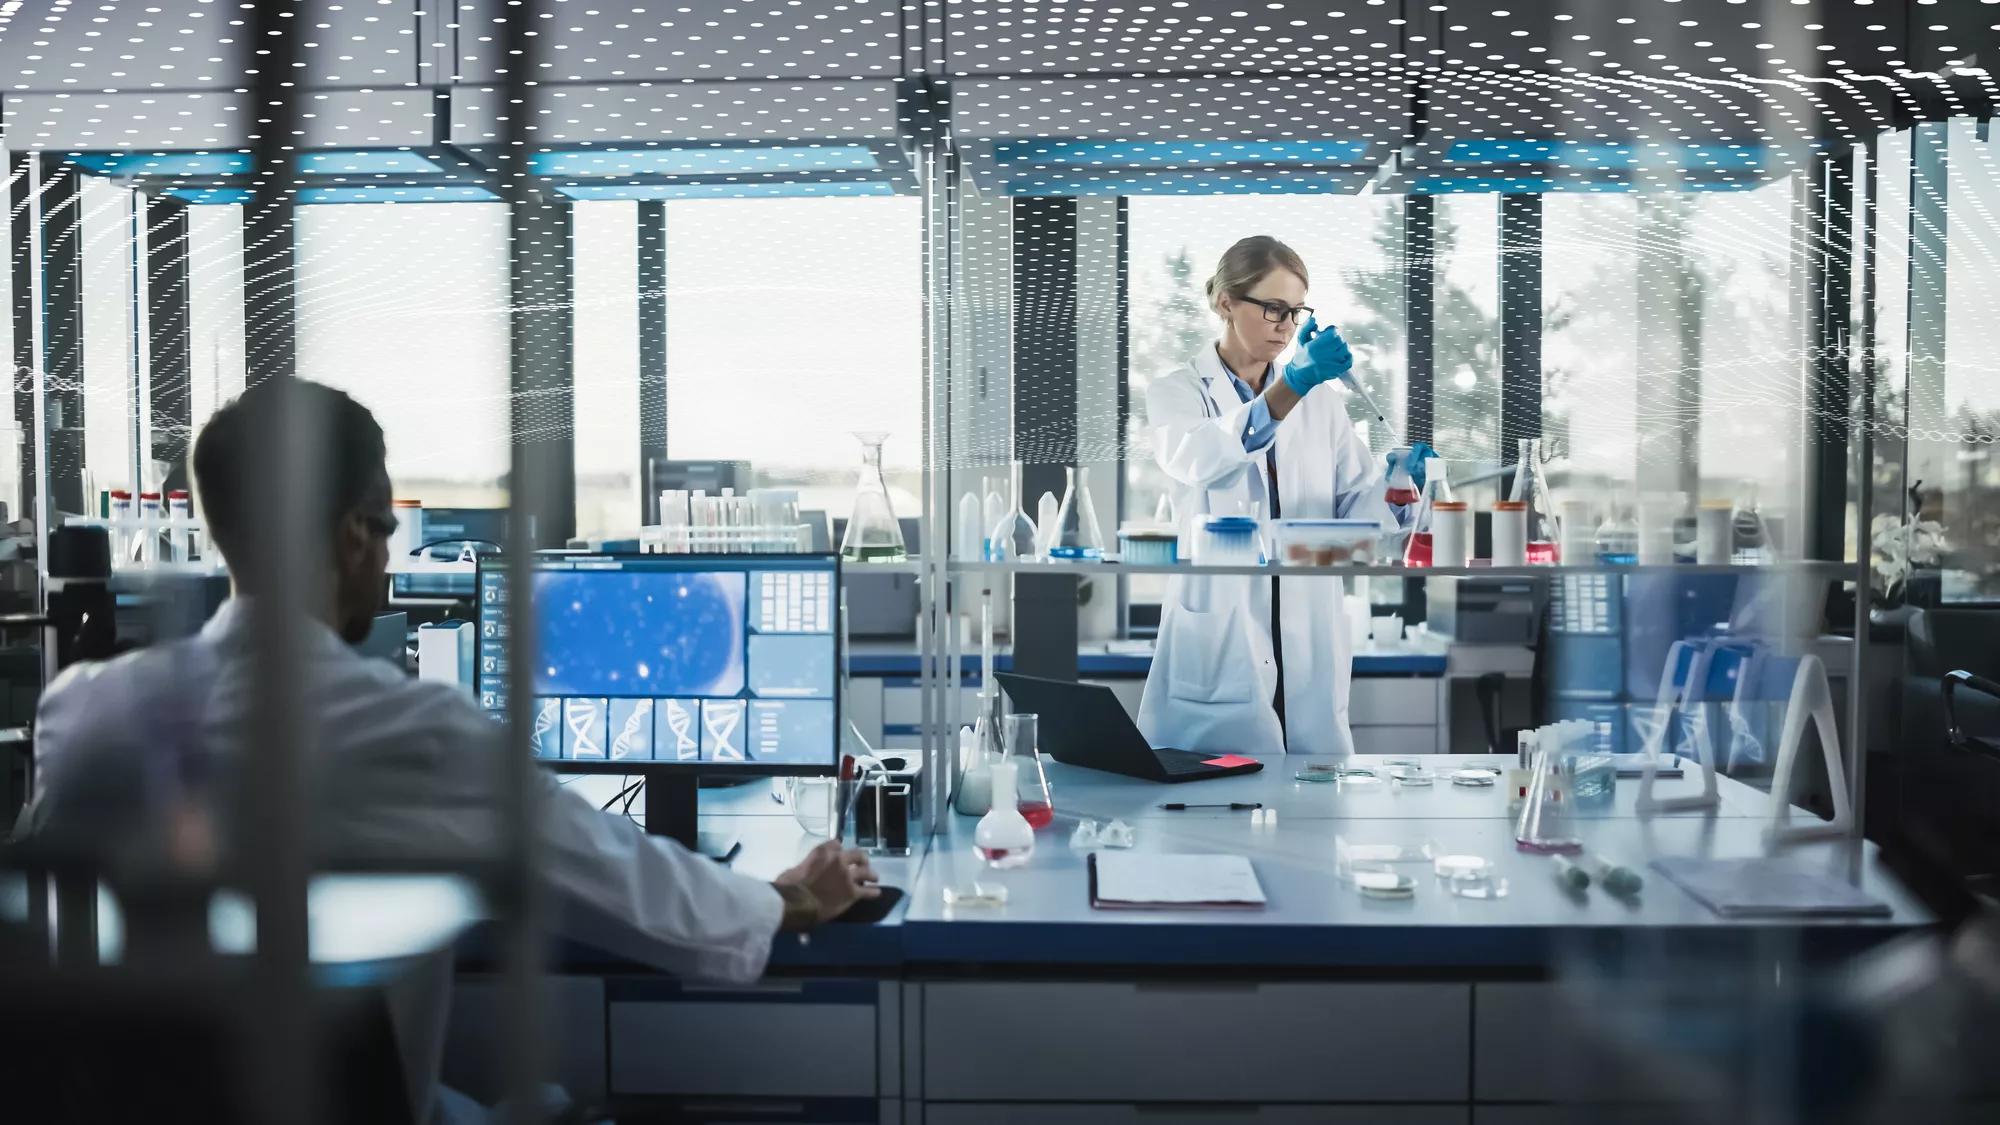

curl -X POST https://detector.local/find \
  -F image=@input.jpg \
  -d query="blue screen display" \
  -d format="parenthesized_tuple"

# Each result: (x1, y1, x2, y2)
(479, 555, 838, 770)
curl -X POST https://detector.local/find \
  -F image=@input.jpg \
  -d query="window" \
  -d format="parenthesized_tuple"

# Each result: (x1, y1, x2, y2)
(1123, 194, 1407, 527)
(1541, 194, 1639, 500)
(294, 203, 512, 508)
(573, 200, 640, 538)
(186, 204, 247, 433)
(1689, 180, 1804, 555)
(1937, 119, 2000, 598)
(80, 177, 138, 497)
(1432, 193, 1501, 498)
(663, 197, 922, 520)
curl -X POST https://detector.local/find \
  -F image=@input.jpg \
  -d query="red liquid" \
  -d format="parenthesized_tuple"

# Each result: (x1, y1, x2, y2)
(975, 846, 1015, 862)
(1402, 530, 1433, 568)
(1019, 800, 1055, 829)
(1385, 486, 1421, 507)
(1526, 539, 1560, 564)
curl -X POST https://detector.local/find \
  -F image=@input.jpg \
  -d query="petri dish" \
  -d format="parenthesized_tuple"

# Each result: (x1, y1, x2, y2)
(1444, 872, 1510, 900)
(1387, 765, 1435, 787)
(942, 881, 1008, 908)
(1451, 768, 1498, 788)
(1433, 854, 1492, 879)
(1351, 870, 1417, 898)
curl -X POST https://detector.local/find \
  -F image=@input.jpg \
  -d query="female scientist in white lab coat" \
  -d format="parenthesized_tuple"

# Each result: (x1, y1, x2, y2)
(1136, 235, 1423, 757)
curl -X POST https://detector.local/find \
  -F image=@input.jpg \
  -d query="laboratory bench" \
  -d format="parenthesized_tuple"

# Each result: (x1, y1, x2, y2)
(848, 638, 1487, 759)
(444, 758, 1937, 1122)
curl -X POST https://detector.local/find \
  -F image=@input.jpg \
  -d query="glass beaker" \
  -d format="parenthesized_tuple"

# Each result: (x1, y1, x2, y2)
(1004, 712, 1054, 828)
(1515, 746, 1583, 854)
(1402, 456, 1452, 568)
(987, 464, 1039, 561)
(1510, 438, 1561, 564)
(1049, 466, 1108, 561)
(839, 432, 908, 562)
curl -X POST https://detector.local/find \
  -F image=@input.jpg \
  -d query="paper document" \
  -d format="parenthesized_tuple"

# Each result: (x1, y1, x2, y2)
(1090, 852, 1267, 909)
(1651, 856, 1891, 918)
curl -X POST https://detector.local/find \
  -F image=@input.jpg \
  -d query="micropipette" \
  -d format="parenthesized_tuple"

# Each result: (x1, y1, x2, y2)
(1340, 371, 1397, 443)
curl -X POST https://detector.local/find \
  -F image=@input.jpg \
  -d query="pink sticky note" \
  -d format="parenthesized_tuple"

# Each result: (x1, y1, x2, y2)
(1203, 754, 1258, 768)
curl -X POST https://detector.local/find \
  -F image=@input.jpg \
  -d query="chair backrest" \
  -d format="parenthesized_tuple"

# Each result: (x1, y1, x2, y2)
(1907, 608, 2000, 680)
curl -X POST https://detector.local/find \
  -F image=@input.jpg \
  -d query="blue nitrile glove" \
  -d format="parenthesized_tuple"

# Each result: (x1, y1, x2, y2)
(1280, 315, 1353, 396)
(1387, 440, 1440, 493)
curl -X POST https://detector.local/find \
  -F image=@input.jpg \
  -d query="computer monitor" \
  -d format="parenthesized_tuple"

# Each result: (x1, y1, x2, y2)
(475, 552, 841, 855)
(392, 507, 523, 599)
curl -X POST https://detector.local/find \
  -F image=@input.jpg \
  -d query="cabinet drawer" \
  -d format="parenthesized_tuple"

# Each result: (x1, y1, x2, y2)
(883, 685, 979, 727)
(1349, 725, 1440, 756)
(924, 981, 1467, 1102)
(929, 1106, 1466, 1125)
(1349, 678, 1440, 726)
(610, 981, 876, 1097)
(1474, 983, 1725, 1105)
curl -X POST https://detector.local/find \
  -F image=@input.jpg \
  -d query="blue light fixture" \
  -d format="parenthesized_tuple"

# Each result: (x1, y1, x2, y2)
(532, 146, 880, 178)
(161, 187, 254, 205)
(298, 150, 443, 176)
(72, 152, 250, 177)
(994, 139, 1371, 168)
(297, 185, 499, 204)
(555, 181, 896, 201)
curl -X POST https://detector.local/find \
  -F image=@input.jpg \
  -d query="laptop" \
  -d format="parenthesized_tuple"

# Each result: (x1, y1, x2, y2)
(994, 673, 1265, 783)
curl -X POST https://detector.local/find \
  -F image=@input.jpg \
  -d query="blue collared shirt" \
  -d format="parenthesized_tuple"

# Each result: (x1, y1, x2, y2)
(1220, 365, 1280, 454)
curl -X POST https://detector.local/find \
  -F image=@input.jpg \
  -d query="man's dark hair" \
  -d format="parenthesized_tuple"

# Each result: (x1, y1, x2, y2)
(191, 378, 389, 587)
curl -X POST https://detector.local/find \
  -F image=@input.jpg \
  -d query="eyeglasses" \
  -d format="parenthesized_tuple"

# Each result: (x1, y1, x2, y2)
(1241, 297, 1314, 325)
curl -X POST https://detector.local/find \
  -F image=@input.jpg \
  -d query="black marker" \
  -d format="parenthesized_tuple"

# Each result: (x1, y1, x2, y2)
(1159, 802, 1263, 811)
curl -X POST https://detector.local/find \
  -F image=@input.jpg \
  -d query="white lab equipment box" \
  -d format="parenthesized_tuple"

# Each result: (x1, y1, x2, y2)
(417, 619, 474, 688)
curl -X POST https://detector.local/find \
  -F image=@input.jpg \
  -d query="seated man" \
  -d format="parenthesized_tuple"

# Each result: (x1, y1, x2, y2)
(18, 378, 878, 1117)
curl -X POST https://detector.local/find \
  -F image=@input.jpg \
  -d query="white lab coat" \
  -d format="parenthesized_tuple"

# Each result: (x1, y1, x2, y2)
(1137, 344, 1397, 756)
(21, 599, 783, 1122)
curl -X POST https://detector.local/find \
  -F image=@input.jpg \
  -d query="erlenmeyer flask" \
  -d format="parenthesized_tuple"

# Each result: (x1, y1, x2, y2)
(1731, 486, 1772, 565)
(987, 465, 1038, 561)
(1510, 438, 1561, 565)
(1049, 466, 1108, 561)
(1402, 456, 1450, 568)
(1384, 445, 1420, 507)
(840, 432, 908, 562)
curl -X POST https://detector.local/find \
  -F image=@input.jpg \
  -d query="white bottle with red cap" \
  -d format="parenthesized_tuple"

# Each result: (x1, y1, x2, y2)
(136, 491, 163, 567)
(167, 489, 193, 564)
(108, 489, 134, 565)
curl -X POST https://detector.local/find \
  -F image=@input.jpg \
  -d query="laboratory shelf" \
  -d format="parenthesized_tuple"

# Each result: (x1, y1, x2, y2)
(940, 559, 1862, 579)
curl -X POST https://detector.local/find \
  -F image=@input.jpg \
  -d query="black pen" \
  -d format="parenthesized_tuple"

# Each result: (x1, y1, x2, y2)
(1159, 801, 1263, 811)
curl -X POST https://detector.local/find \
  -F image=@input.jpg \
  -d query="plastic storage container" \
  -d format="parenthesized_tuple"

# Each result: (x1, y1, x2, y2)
(1197, 516, 1264, 566)
(1271, 518, 1378, 567)
(1117, 525, 1179, 565)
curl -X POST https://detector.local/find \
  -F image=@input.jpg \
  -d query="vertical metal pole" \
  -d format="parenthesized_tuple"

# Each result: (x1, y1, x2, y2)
(27, 154, 51, 683)
(637, 199, 667, 522)
(239, 0, 314, 1118)
(1849, 142, 1877, 847)
(130, 189, 149, 492)
(1404, 195, 1435, 446)
(146, 196, 194, 477)
(1497, 193, 1543, 448)
(914, 71, 958, 834)
(497, 1, 550, 1117)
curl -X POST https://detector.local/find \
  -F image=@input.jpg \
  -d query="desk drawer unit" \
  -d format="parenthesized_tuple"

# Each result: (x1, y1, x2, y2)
(609, 979, 878, 1098)
(923, 981, 1468, 1103)
(1349, 678, 1443, 727)
(928, 1107, 1467, 1124)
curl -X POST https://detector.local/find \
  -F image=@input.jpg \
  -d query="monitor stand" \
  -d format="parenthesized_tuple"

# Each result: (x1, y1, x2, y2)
(645, 773, 741, 862)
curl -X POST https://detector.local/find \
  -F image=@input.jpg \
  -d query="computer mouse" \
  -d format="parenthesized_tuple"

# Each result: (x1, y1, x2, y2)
(830, 885, 904, 925)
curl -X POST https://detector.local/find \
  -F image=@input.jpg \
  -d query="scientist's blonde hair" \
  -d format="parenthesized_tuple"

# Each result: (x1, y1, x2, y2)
(1204, 235, 1309, 315)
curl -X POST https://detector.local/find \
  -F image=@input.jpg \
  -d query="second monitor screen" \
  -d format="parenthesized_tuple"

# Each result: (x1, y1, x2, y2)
(517, 563, 835, 765)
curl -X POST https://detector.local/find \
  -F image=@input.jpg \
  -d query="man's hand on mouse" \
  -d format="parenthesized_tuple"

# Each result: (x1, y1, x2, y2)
(773, 839, 882, 930)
